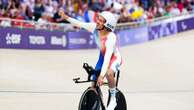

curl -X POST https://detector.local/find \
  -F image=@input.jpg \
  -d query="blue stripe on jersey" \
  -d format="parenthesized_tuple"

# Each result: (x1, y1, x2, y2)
(90, 52, 104, 80)
(95, 52, 104, 71)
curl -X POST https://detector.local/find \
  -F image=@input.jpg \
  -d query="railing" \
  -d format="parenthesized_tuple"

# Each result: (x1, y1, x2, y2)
(0, 11, 194, 31)
(0, 17, 75, 32)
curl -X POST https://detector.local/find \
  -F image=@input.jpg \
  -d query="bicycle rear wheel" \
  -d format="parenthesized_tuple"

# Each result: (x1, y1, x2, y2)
(78, 87, 103, 110)
(107, 89, 127, 110)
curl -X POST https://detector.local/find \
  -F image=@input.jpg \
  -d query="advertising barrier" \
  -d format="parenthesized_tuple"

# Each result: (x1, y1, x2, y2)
(177, 17, 194, 32)
(0, 14, 194, 50)
(148, 19, 177, 40)
(116, 26, 149, 46)
(0, 27, 68, 49)
(67, 31, 96, 49)
(0, 26, 149, 49)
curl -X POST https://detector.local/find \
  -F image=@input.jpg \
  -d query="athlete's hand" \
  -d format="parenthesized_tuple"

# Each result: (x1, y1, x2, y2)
(97, 75, 104, 86)
(58, 8, 69, 20)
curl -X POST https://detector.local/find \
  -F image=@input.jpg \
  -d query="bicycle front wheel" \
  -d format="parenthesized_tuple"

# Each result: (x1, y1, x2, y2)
(78, 87, 102, 110)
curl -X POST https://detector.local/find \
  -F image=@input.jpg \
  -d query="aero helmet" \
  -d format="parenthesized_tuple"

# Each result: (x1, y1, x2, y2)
(99, 11, 118, 31)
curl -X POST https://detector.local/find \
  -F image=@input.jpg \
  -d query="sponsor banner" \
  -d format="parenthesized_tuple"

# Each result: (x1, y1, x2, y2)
(0, 27, 26, 49)
(0, 27, 97, 49)
(0, 27, 68, 49)
(148, 20, 178, 40)
(116, 26, 149, 46)
(177, 17, 194, 32)
(0, 28, 97, 49)
(67, 31, 96, 49)
(0, 26, 148, 49)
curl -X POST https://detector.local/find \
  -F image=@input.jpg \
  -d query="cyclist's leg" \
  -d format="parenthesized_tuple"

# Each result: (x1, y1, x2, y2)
(106, 69, 117, 110)
(107, 61, 120, 92)
(106, 69, 116, 88)
(106, 62, 120, 110)
(106, 61, 120, 110)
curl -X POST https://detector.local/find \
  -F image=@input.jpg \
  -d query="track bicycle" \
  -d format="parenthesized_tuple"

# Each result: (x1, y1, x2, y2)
(73, 63, 127, 110)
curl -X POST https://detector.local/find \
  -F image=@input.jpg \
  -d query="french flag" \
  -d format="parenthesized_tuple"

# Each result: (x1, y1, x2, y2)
(83, 10, 98, 23)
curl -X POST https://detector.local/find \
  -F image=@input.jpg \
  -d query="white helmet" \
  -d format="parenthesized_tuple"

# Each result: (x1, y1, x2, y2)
(99, 11, 118, 31)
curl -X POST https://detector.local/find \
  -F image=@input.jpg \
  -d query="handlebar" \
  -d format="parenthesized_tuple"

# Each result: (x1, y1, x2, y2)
(72, 63, 95, 83)
(73, 77, 108, 85)
(73, 77, 95, 83)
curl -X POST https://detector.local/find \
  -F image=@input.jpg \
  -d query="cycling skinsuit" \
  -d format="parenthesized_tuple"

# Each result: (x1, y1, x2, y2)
(66, 17, 122, 80)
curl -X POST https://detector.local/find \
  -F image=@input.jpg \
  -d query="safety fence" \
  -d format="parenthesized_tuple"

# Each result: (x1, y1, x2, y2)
(0, 12, 194, 50)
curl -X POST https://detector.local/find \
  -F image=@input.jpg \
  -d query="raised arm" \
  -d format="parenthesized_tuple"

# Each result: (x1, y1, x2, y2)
(59, 9, 96, 33)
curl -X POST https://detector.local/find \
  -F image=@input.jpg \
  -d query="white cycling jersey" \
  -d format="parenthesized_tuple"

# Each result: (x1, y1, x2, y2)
(67, 17, 122, 77)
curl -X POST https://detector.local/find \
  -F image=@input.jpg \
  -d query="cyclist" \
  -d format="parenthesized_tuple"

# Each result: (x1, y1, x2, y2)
(59, 10, 122, 110)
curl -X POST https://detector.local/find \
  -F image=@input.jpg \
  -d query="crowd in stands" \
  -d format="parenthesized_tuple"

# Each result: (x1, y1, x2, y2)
(0, 0, 194, 28)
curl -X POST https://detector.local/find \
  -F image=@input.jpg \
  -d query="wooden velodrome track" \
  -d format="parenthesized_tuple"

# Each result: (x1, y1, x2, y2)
(0, 30, 194, 110)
